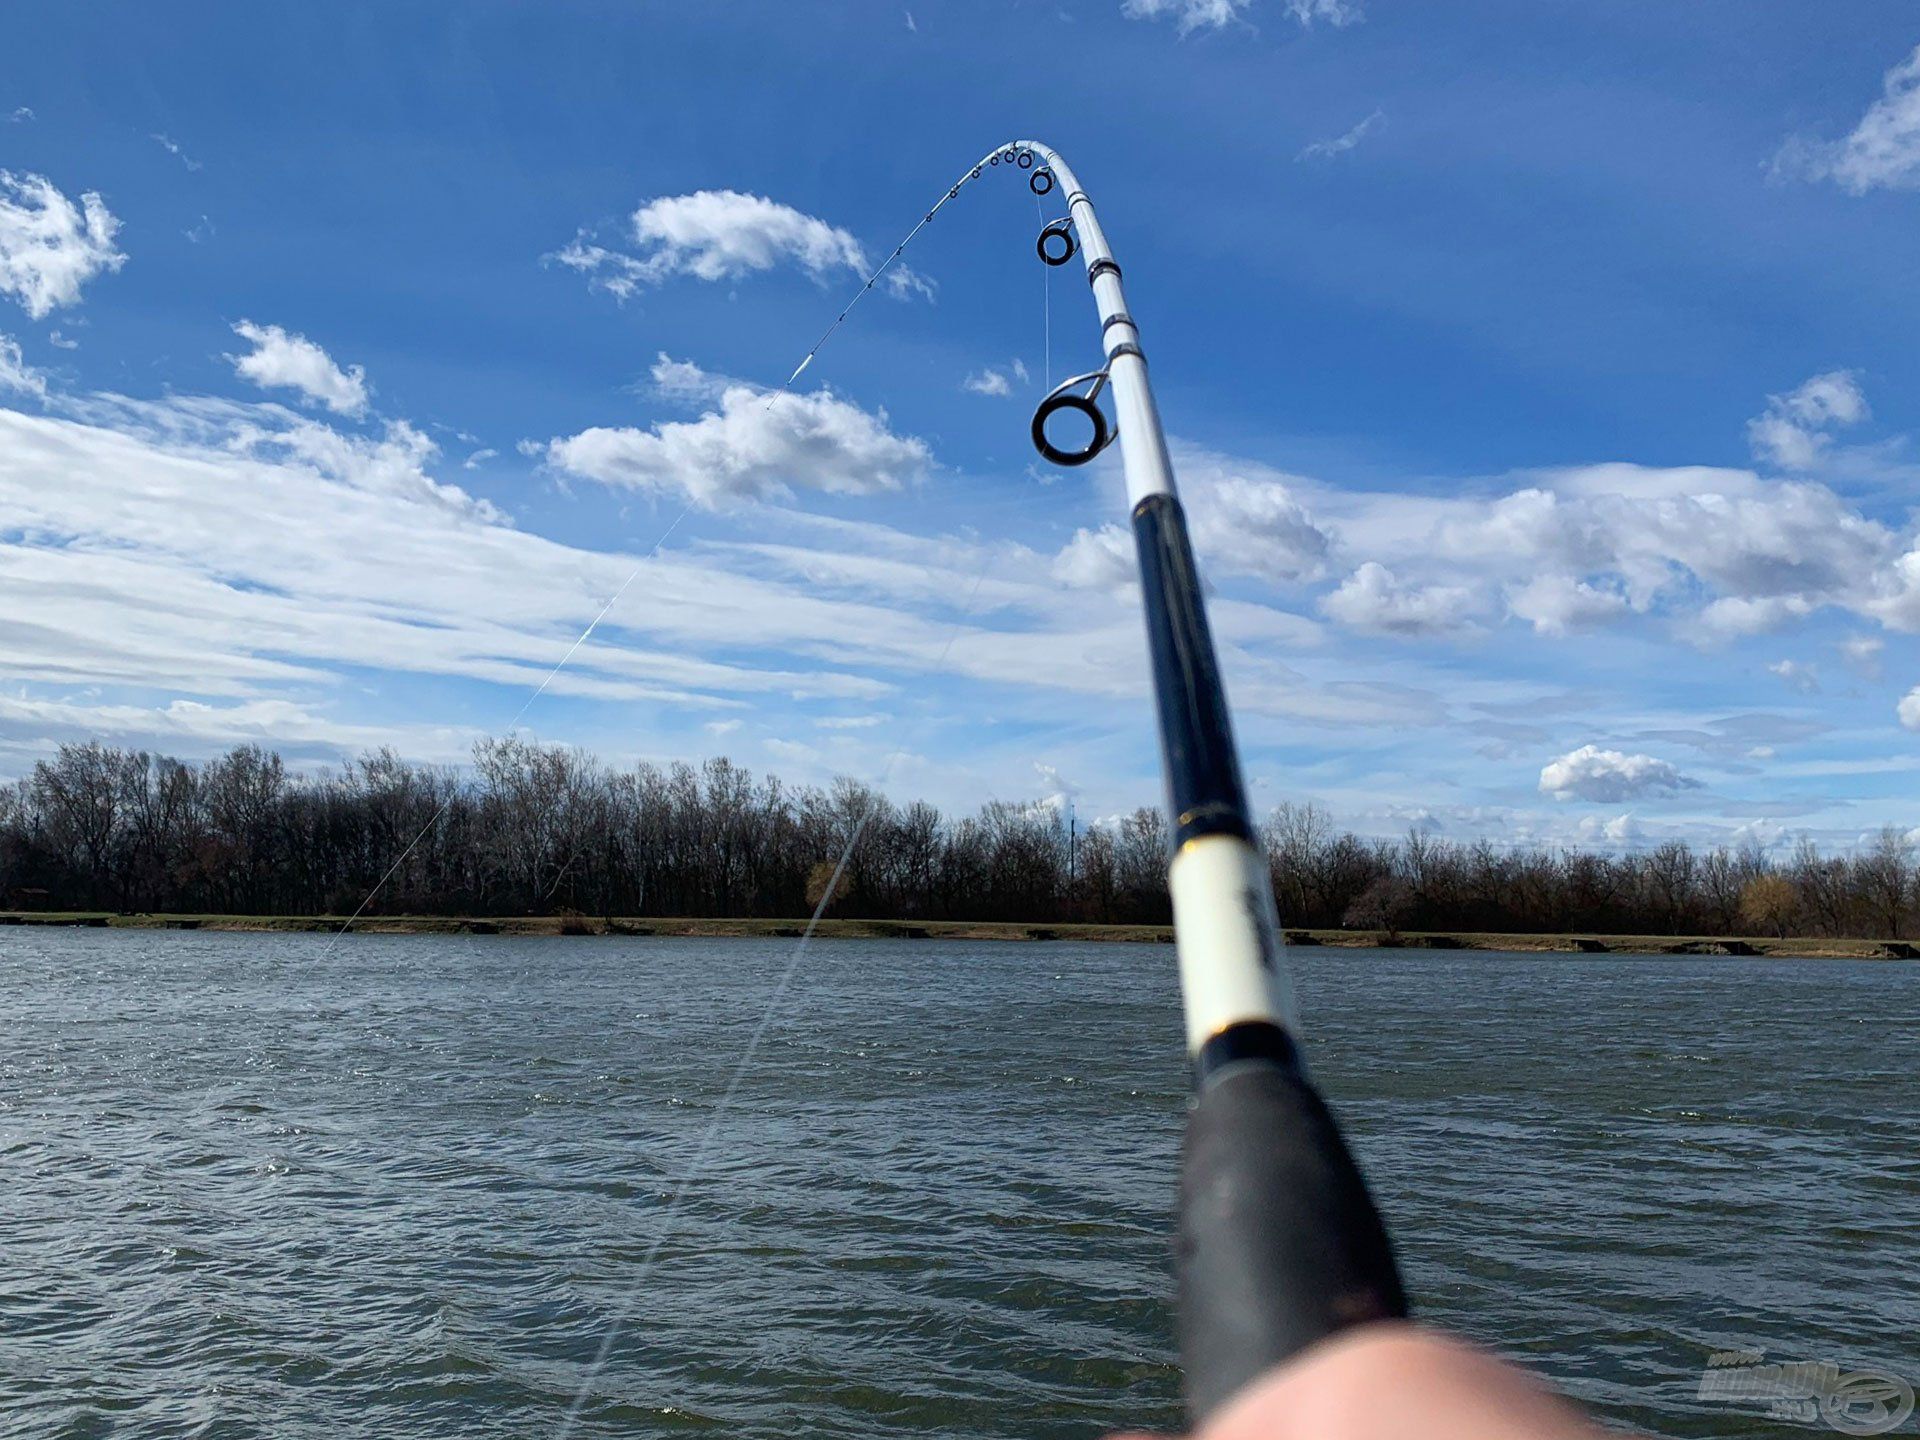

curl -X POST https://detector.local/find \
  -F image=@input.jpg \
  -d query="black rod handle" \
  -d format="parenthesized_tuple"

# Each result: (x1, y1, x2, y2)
(1176, 1050, 1409, 1424)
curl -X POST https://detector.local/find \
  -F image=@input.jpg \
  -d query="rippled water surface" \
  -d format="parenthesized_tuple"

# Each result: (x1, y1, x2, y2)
(2, 932, 1914, 1438)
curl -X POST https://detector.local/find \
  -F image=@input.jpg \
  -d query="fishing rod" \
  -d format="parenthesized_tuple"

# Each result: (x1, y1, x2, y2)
(999, 139, 1409, 1423)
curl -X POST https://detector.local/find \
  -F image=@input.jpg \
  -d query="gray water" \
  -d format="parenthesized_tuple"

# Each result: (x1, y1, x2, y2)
(1, 932, 1914, 1439)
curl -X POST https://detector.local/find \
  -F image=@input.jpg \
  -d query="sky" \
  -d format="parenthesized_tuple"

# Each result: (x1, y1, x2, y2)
(4, 2, 1920, 853)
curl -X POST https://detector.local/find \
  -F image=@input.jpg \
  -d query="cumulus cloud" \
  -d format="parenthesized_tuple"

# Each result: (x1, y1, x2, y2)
(551, 189, 933, 301)
(1052, 524, 1136, 591)
(1322, 562, 1481, 636)
(1539, 745, 1699, 803)
(230, 320, 370, 417)
(1574, 811, 1643, 849)
(1056, 449, 1334, 594)
(1900, 688, 1920, 733)
(0, 333, 46, 398)
(545, 358, 930, 508)
(1420, 464, 1895, 639)
(0, 171, 126, 319)
(1297, 110, 1384, 162)
(1746, 370, 1868, 470)
(963, 367, 1012, 397)
(1775, 44, 1920, 194)
(1123, 0, 1360, 33)
(1504, 574, 1628, 635)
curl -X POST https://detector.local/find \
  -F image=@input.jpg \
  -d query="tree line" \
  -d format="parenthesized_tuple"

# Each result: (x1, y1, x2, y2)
(4, 740, 1919, 939)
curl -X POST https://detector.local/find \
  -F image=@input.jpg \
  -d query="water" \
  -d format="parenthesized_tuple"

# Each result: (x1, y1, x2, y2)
(1, 933, 1914, 1439)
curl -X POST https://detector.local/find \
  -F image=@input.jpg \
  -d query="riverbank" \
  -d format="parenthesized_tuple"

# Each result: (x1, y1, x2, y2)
(3, 911, 1916, 957)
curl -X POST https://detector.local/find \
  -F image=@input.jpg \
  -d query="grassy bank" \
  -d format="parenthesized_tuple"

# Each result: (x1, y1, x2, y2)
(3, 911, 1918, 958)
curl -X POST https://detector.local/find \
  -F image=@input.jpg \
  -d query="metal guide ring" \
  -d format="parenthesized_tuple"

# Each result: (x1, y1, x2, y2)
(1030, 367, 1117, 468)
(1029, 167, 1055, 196)
(1032, 393, 1110, 468)
(1037, 218, 1077, 266)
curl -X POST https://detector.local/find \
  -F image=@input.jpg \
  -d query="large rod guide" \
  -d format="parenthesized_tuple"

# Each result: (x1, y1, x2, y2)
(1011, 139, 1411, 1423)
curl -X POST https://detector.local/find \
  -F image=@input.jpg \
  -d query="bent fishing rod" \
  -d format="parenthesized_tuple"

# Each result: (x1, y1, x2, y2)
(842, 140, 1412, 1424)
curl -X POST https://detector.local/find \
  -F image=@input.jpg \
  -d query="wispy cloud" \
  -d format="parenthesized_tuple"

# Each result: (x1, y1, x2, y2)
(0, 171, 126, 319)
(1123, 0, 1361, 35)
(1297, 109, 1384, 162)
(1774, 43, 1920, 194)
(149, 133, 203, 172)
(0, 333, 46, 398)
(1746, 370, 1867, 470)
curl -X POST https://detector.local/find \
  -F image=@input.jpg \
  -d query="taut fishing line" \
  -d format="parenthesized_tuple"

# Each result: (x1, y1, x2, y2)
(768, 146, 1026, 406)
(553, 561, 996, 1438)
(558, 148, 1045, 1431)
(314, 502, 693, 962)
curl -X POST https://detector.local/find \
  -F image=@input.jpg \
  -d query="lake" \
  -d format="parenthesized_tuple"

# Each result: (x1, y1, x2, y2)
(2, 932, 1914, 1438)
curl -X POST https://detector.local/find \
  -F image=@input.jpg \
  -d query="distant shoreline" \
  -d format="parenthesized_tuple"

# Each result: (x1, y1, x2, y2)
(3, 911, 1917, 959)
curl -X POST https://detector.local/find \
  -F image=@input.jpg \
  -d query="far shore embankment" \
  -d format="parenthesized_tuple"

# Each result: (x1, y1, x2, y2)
(3, 912, 1918, 959)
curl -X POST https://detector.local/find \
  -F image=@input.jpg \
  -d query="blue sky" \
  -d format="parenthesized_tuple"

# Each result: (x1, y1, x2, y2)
(5, 1, 1920, 851)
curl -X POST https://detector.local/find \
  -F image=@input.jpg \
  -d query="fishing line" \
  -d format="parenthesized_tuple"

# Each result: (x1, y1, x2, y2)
(768, 144, 1022, 406)
(552, 558, 996, 1439)
(315, 503, 693, 959)
(1036, 189, 1051, 390)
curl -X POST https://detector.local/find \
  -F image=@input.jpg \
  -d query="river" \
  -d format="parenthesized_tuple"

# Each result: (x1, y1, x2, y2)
(2, 931, 1913, 1437)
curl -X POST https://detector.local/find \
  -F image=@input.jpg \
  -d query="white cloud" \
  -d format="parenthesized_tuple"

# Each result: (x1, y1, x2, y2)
(1575, 811, 1644, 849)
(1322, 561, 1482, 636)
(1899, 688, 1920, 733)
(1297, 110, 1384, 162)
(229, 320, 370, 417)
(1775, 44, 1920, 194)
(1539, 745, 1699, 803)
(816, 713, 889, 729)
(552, 190, 933, 301)
(1768, 659, 1820, 695)
(1839, 634, 1884, 678)
(0, 171, 126, 319)
(548, 235, 650, 301)
(6, 108, 32, 123)
(463, 447, 498, 469)
(1055, 453, 1333, 591)
(650, 351, 730, 404)
(47, 329, 78, 350)
(1123, 0, 1360, 32)
(963, 367, 1012, 397)
(0, 333, 46, 398)
(149, 133, 202, 172)
(1746, 370, 1868, 470)
(1504, 574, 1628, 635)
(1423, 465, 1892, 637)
(1052, 524, 1136, 591)
(546, 359, 930, 508)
